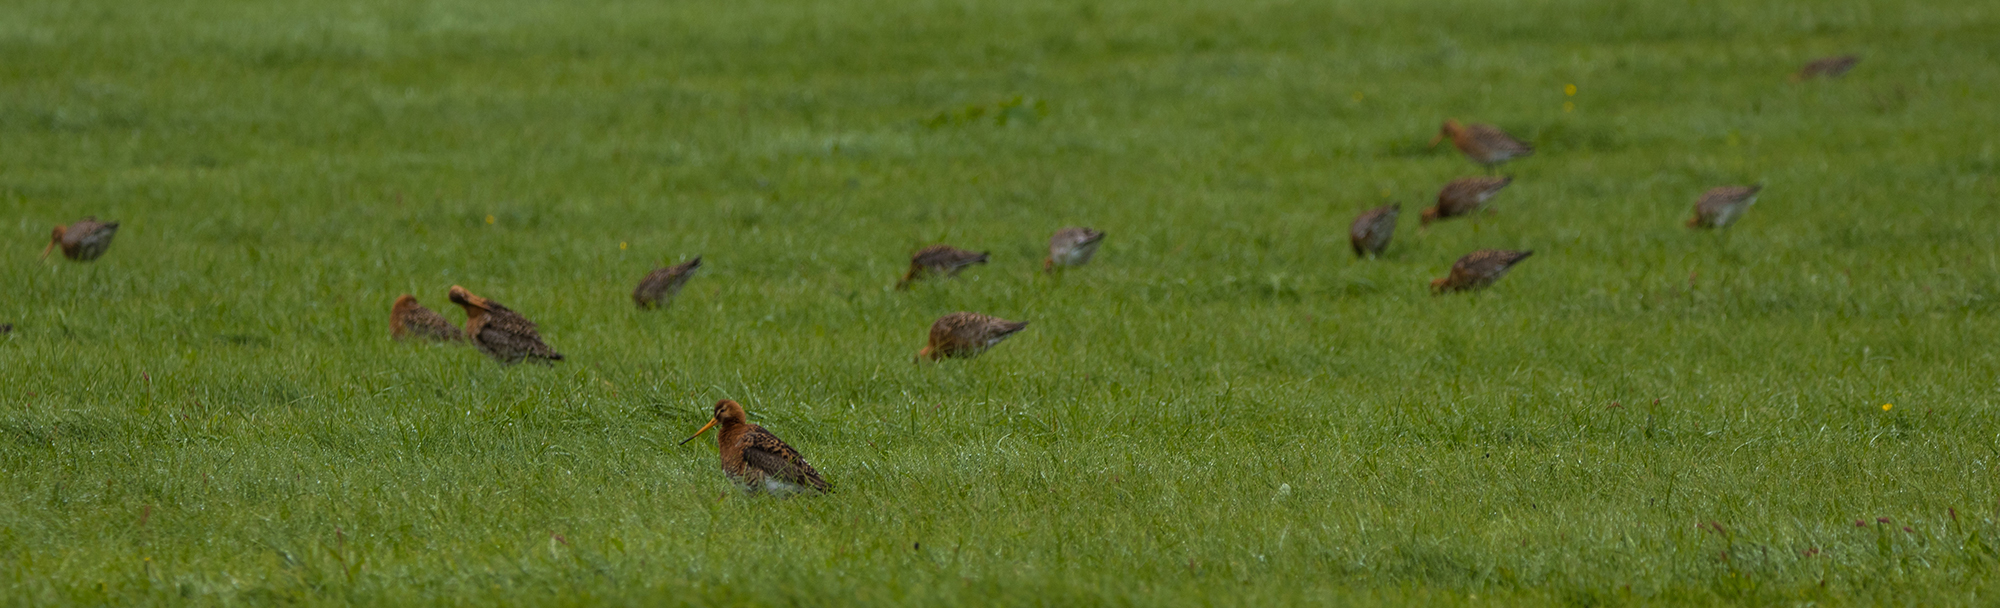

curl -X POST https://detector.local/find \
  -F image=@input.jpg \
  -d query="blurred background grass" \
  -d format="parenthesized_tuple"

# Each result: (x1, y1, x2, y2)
(3, 0, 1999, 603)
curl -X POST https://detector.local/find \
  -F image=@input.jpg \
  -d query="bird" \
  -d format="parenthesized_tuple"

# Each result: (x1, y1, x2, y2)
(1423, 176, 1512, 226)
(1432, 249, 1534, 294)
(633, 256, 702, 309)
(1794, 55, 1860, 80)
(447, 285, 564, 364)
(1349, 204, 1400, 257)
(679, 399, 831, 495)
(1044, 227, 1105, 272)
(1, 323, 11, 335)
(42, 217, 120, 261)
(919, 312, 1029, 361)
(1687, 185, 1762, 229)
(897, 245, 988, 289)
(390, 294, 464, 343)
(1430, 120, 1533, 171)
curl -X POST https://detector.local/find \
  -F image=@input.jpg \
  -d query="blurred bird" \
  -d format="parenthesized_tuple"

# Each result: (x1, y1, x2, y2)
(1423, 177, 1512, 226)
(1432, 249, 1534, 294)
(390, 294, 464, 343)
(679, 399, 831, 495)
(1043, 227, 1105, 272)
(1687, 185, 1762, 229)
(1, 323, 11, 335)
(42, 217, 120, 261)
(447, 285, 564, 364)
(897, 245, 988, 289)
(1794, 55, 1860, 80)
(919, 312, 1029, 361)
(1430, 120, 1533, 171)
(633, 256, 702, 309)
(1349, 204, 1400, 257)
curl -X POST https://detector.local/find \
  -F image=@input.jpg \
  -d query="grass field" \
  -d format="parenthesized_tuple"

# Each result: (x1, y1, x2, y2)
(5, 0, 2000, 604)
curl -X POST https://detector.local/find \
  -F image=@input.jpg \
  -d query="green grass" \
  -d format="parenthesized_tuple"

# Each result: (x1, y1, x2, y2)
(5, 0, 2000, 604)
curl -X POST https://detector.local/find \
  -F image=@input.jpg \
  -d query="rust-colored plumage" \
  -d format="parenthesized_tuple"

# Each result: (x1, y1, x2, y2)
(1043, 227, 1105, 272)
(1350, 204, 1400, 257)
(1794, 55, 1859, 80)
(447, 285, 564, 364)
(42, 217, 120, 261)
(390, 294, 464, 343)
(1687, 185, 1762, 229)
(1423, 176, 1512, 226)
(1429, 120, 1533, 170)
(633, 256, 702, 309)
(897, 245, 988, 289)
(679, 399, 831, 495)
(919, 312, 1029, 361)
(1432, 249, 1534, 294)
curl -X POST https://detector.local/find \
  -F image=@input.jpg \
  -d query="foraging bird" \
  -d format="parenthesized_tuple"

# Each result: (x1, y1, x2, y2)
(1430, 120, 1533, 170)
(633, 256, 702, 309)
(1423, 177, 1512, 226)
(1044, 227, 1105, 272)
(1794, 55, 1860, 80)
(919, 312, 1029, 361)
(42, 217, 120, 261)
(897, 245, 988, 289)
(1687, 185, 1762, 229)
(1349, 204, 1400, 257)
(1432, 249, 1534, 294)
(679, 399, 831, 495)
(447, 285, 564, 364)
(390, 294, 464, 343)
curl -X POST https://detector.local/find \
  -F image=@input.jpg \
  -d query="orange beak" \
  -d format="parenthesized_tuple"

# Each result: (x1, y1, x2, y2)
(678, 417, 718, 445)
(1427, 132, 1445, 149)
(41, 241, 55, 260)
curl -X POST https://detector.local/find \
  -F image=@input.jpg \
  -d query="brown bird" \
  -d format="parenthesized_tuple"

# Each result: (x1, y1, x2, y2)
(1687, 185, 1762, 229)
(1423, 176, 1512, 226)
(679, 399, 831, 495)
(42, 217, 120, 261)
(633, 256, 702, 309)
(447, 285, 564, 364)
(391, 294, 464, 343)
(1430, 120, 1533, 171)
(1043, 227, 1105, 272)
(897, 245, 988, 289)
(1432, 249, 1534, 294)
(1794, 55, 1859, 80)
(919, 312, 1029, 361)
(1350, 204, 1400, 257)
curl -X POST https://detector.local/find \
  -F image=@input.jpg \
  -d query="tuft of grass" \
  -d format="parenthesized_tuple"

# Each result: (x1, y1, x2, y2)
(4, 0, 1999, 604)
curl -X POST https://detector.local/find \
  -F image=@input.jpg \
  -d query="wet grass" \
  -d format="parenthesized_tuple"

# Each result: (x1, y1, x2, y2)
(4, 0, 2000, 604)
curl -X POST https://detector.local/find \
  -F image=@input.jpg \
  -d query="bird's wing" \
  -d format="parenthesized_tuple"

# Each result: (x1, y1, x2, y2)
(741, 428, 830, 491)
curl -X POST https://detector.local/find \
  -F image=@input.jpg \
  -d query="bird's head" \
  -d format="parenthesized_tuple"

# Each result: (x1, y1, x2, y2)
(447, 285, 487, 311)
(679, 399, 748, 445)
(1419, 207, 1441, 226)
(42, 225, 66, 260)
(1430, 277, 1449, 295)
(392, 294, 421, 314)
(1429, 120, 1462, 148)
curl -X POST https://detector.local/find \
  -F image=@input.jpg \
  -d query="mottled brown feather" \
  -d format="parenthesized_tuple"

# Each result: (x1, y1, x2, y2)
(1350, 204, 1400, 257)
(1687, 185, 1762, 229)
(1043, 227, 1105, 272)
(700, 400, 831, 495)
(633, 256, 702, 309)
(448, 285, 565, 364)
(391, 294, 463, 343)
(920, 312, 1029, 361)
(1423, 177, 1512, 226)
(1432, 120, 1533, 168)
(1432, 249, 1534, 294)
(1795, 55, 1859, 80)
(44, 217, 120, 261)
(897, 245, 989, 289)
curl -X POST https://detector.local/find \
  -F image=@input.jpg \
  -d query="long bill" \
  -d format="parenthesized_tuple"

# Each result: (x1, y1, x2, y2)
(41, 241, 56, 260)
(1426, 133, 1445, 149)
(678, 417, 718, 445)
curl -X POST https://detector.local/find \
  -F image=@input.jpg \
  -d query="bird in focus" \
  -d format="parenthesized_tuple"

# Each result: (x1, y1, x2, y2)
(897, 245, 989, 289)
(679, 399, 831, 496)
(447, 285, 565, 364)
(1044, 227, 1106, 272)
(1687, 185, 1763, 229)
(919, 312, 1029, 361)
(1430, 120, 1533, 171)
(42, 217, 120, 261)
(390, 294, 464, 343)
(633, 256, 702, 309)
(1349, 204, 1400, 257)
(1432, 249, 1535, 294)
(1794, 55, 1860, 80)
(1423, 176, 1513, 226)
